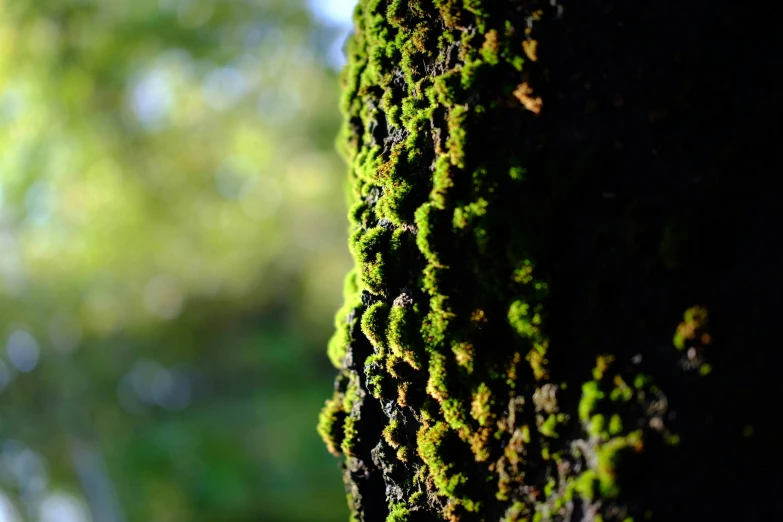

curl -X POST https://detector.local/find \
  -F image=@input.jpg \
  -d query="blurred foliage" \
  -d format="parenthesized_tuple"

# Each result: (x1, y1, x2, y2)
(0, 0, 353, 520)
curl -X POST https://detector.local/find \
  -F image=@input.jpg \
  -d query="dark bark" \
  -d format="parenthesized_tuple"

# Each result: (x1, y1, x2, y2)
(319, 1, 783, 521)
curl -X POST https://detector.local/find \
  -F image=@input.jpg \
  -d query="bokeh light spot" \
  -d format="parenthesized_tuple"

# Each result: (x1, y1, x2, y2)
(6, 330, 39, 373)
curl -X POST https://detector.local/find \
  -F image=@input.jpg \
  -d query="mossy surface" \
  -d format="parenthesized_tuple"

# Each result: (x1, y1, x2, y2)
(319, 0, 783, 521)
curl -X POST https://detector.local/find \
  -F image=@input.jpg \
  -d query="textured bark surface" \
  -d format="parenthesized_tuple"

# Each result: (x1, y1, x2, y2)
(319, 1, 782, 521)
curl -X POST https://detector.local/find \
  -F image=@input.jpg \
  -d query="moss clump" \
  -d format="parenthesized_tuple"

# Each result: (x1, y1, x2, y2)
(361, 301, 390, 350)
(387, 503, 410, 522)
(317, 395, 346, 456)
(572, 470, 598, 502)
(326, 270, 362, 368)
(386, 302, 423, 369)
(579, 380, 605, 421)
(451, 341, 475, 372)
(470, 382, 493, 426)
(610, 375, 634, 402)
(673, 306, 710, 350)
(609, 414, 623, 435)
(366, 352, 395, 399)
(341, 415, 359, 457)
(595, 432, 644, 497)
(383, 417, 405, 449)
(501, 501, 531, 522)
(351, 226, 392, 295)
(508, 300, 544, 340)
(417, 422, 466, 496)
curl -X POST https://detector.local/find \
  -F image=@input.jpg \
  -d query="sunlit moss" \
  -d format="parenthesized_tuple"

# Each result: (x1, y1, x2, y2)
(361, 301, 389, 350)
(317, 395, 346, 456)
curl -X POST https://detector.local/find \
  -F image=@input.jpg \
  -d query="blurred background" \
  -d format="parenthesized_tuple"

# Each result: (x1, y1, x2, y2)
(0, 0, 358, 520)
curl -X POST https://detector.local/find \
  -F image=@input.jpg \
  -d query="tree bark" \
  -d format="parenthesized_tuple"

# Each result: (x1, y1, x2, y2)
(319, 1, 782, 521)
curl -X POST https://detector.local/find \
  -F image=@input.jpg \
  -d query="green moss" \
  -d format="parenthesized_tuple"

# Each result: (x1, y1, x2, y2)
(377, 181, 416, 225)
(451, 341, 475, 372)
(526, 341, 550, 381)
(509, 165, 526, 181)
(431, 154, 455, 209)
(460, 59, 493, 91)
(347, 493, 359, 522)
(386, 303, 423, 369)
(453, 197, 488, 229)
(351, 226, 392, 295)
(397, 446, 411, 461)
(593, 356, 613, 381)
(508, 300, 543, 339)
(588, 414, 606, 438)
(417, 422, 466, 496)
(579, 381, 605, 421)
(543, 478, 557, 498)
(609, 414, 623, 435)
(573, 470, 598, 502)
(442, 397, 471, 434)
(366, 352, 395, 399)
(673, 305, 710, 350)
(414, 203, 439, 262)
(610, 376, 634, 403)
(470, 382, 493, 426)
(633, 373, 651, 389)
(538, 413, 559, 438)
(342, 376, 361, 412)
(349, 201, 373, 228)
(327, 324, 352, 370)
(426, 351, 450, 402)
(502, 501, 531, 522)
(341, 415, 359, 457)
(480, 29, 501, 65)
(387, 503, 410, 522)
(446, 105, 469, 168)
(317, 395, 347, 456)
(361, 301, 390, 350)
(422, 291, 454, 347)
(351, 226, 387, 261)
(595, 432, 644, 498)
(326, 270, 362, 368)
(434, 0, 466, 29)
(385, 0, 406, 27)
(383, 417, 404, 448)
(433, 68, 463, 106)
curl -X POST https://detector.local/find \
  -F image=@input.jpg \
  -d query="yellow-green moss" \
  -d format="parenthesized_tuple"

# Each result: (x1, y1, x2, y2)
(326, 270, 362, 368)
(317, 395, 346, 456)
(383, 417, 404, 448)
(673, 306, 709, 350)
(361, 301, 390, 350)
(470, 382, 493, 427)
(417, 422, 466, 496)
(579, 381, 605, 421)
(386, 303, 422, 369)
(387, 503, 410, 522)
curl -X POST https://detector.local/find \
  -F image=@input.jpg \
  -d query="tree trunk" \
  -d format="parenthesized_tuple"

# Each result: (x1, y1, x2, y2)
(319, 1, 782, 520)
